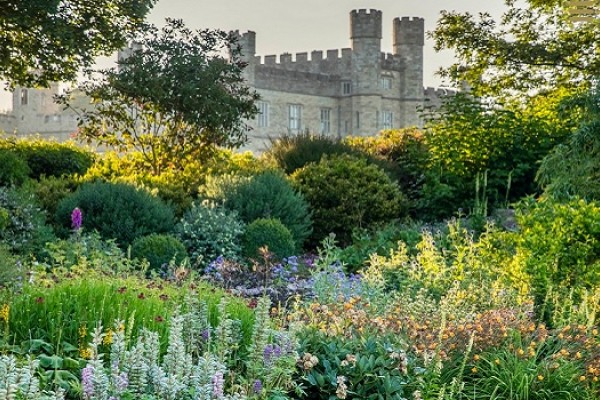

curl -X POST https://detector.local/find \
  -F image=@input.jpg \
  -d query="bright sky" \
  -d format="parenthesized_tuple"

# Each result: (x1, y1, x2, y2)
(0, 0, 508, 112)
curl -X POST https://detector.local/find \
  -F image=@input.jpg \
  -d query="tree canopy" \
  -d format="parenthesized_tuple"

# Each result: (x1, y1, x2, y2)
(0, 0, 156, 87)
(65, 19, 259, 175)
(432, 0, 600, 96)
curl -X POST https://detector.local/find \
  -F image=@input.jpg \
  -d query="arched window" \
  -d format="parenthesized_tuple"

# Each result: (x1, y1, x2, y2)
(20, 89, 28, 106)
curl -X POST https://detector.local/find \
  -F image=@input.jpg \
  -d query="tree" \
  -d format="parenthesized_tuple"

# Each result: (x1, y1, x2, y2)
(65, 19, 259, 175)
(537, 85, 600, 200)
(432, 0, 600, 97)
(0, 0, 156, 87)
(420, 89, 576, 217)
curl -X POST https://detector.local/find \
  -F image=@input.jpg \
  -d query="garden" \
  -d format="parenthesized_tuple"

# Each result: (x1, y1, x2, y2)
(2, 0, 600, 399)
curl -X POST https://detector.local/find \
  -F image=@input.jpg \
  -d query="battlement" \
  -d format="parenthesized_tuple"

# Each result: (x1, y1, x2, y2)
(350, 9, 382, 39)
(393, 16, 425, 46)
(254, 47, 353, 67)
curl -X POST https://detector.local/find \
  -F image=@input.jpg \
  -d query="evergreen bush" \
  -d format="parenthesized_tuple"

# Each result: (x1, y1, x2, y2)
(55, 181, 175, 247)
(242, 218, 296, 261)
(131, 233, 187, 273)
(292, 154, 406, 247)
(208, 171, 312, 249)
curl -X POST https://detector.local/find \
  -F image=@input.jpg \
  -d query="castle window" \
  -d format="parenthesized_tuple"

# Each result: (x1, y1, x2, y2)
(288, 104, 302, 132)
(20, 89, 28, 106)
(342, 81, 352, 95)
(320, 108, 331, 134)
(380, 77, 392, 90)
(257, 101, 269, 127)
(355, 111, 360, 130)
(381, 111, 393, 130)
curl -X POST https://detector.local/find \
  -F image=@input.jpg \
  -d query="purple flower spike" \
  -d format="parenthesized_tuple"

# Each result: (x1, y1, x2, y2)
(81, 365, 94, 399)
(71, 207, 82, 231)
(253, 379, 263, 394)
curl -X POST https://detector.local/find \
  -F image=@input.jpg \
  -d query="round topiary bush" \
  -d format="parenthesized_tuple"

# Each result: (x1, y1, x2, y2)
(242, 218, 296, 261)
(292, 154, 406, 247)
(131, 233, 187, 273)
(206, 170, 312, 249)
(176, 202, 245, 270)
(55, 181, 175, 247)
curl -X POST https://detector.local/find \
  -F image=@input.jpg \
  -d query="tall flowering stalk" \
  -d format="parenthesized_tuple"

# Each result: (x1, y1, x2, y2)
(71, 207, 82, 232)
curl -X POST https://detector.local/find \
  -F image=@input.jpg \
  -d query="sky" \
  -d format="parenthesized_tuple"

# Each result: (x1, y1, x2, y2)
(0, 0, 508, 112)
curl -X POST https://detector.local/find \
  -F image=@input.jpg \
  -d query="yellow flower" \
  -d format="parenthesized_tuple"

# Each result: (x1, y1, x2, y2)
(473, 354, 480, 361)
(471, 367, 478, 373)
(79, 325, 87, 338)
(537, 375, 544, 381)
(495, 359, 501, 365)
(103, 329, 113, 345)
(0, 304, 9, 322)
(579, 375, 586, 382)
(79, 347, 92, 359)
(517, 348, 525, 356)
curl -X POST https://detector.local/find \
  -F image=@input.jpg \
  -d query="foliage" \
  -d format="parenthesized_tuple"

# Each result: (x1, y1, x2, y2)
(292, 154, 406, 247)
(431, 1, 600, 97)
(9, 139, 95, 180)
(346, 128, 429, 205)
(338, 222, 422, 273)
(68, 19, 258, 175)
(422, 91, 573, 219)
(176, 202, 245, 270)
(0, 355, 65, 399)
(207, 170, 312, 248)
(0, 149, 29, 186)
(55, 181, 175, 247)
(297, 330, 413, 400)
(24, 176, 81, 222)
(0, 186, 55, 255)
(41, 232, 138, 275)
(0, 244, 23, 289)
(538, 86, 600, 200)
(131, 234, 187, 274)
(514, 197, 600, 325)
(242, 218, 296, 261)
(0, 0, 155, 87)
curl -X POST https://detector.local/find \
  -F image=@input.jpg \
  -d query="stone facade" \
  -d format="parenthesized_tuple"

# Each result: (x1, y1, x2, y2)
(0, 9, 449, 151)
(239, 9, 446, 152)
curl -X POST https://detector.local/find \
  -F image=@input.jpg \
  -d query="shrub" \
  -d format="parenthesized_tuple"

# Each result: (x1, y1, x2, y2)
(55, 181, 175, 247)
(0, 149, 30, 186)
(131, 233, 187, 273)
(264, 132, 398, 177)
(292, 154, 406, 247)
(515, 197, 600, 325)
(207, 170, 312, 248)
(176, 202, 245, 270)
(0, 186, 55, 255)
(24, 175, 81, 220)
(242, 218, 296, 261)
(264, 132, 364, 174)
(346, 128, 429, 205)
(8, 138, 95, 179)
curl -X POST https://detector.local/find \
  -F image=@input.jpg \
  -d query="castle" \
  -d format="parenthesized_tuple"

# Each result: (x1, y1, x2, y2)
(0, 9, 450, 151)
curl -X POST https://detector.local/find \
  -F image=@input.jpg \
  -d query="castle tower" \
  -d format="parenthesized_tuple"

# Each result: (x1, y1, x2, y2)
(231, 30, 257, 87)
(393, 17, 425, 126)
(349, 9, 383, 134)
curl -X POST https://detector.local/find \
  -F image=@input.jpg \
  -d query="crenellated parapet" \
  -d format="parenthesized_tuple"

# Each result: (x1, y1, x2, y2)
(423, 86, 457, 109)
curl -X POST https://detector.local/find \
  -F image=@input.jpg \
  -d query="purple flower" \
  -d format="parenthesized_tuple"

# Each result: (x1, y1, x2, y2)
(81, 365, 94, 399)
(253, 379, 263, 394)
(263, 344, 274, 365)
(212, 371, 224, 398)
(116, 371, 128, 392)
(201, 328, 210, 342)
(71, 207, 82, 231)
